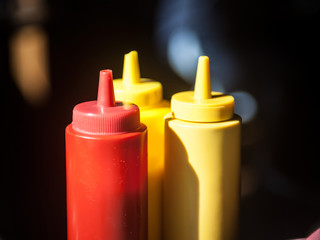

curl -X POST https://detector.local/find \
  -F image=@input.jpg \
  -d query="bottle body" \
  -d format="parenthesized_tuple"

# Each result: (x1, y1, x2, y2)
(113, 50, 170, 240)
(65, 124, 148, 240)
(164, 113, 241, 240)
(140, 101, 170, 240)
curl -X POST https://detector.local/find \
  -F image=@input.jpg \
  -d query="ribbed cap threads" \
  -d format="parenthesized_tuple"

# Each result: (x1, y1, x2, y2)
(72, 70, 140, 134)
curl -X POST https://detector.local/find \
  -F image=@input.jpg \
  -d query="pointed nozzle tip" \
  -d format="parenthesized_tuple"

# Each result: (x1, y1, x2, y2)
(100, 69, 112, 78)
(194, 56, 212, 100)
(97, 69, 116, 107)
(127, 50, 138, 57)
(199, 56, 209, 63)
(123, 50, 141, 87)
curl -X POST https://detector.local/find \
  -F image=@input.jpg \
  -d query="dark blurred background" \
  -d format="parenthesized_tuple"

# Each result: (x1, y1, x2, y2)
(0, 0, 319, 239)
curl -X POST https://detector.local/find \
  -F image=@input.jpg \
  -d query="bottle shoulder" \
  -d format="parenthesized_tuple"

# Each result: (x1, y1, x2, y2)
(140, 100, 170, 111)
(65, 123, 147, 140)
(140, 100, 171, 119)
(165, 113, 241, 130)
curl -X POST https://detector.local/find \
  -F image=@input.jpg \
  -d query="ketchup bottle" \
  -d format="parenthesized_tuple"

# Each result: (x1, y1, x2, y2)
(65, 70, 148, 240)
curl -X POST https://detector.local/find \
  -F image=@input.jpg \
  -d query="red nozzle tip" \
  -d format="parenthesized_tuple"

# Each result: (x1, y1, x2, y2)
(97, 70, 115, 107)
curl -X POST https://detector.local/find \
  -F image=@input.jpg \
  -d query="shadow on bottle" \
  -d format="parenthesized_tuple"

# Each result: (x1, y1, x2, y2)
(163, 118, 199, 240)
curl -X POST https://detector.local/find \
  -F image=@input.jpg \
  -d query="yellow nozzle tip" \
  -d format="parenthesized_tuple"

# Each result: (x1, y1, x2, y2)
(194, 56, 212, 100)
(113, 50, 164, 107)
(171, 55, 235, 122)
(199, 56, 209, 62)
(123, 50, 141, 87)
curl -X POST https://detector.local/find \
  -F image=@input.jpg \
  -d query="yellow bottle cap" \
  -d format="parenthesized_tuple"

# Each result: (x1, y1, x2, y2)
(171, 56, 234, 122)
(113, 51, 163, 107)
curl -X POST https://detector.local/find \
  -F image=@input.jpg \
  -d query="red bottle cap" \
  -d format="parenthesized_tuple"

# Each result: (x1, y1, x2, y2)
(72, 70, 140, 134)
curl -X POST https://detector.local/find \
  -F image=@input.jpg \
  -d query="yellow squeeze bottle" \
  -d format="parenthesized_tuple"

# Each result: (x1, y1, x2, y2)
(113, 51, 170, 240)
(164, 56, 241, 240)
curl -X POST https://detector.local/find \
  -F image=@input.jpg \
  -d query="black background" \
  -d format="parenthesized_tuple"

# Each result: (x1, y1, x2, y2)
(1, 0, 319, 239)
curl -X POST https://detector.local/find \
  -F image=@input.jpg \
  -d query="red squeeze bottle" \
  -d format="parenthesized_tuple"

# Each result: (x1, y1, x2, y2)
(65, 70, 148, 240)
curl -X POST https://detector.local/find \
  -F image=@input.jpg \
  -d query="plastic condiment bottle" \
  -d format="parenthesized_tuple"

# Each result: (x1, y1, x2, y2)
(163, 56, 241, 240)
(65, 70, 148, 240)
(113, 51, 170, 240)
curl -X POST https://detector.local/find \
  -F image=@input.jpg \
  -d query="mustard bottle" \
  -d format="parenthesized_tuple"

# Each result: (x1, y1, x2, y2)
(164, 56, 241, 240)
(113, 51, 170, 240)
